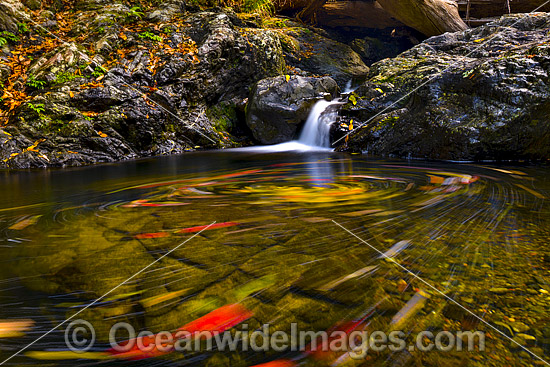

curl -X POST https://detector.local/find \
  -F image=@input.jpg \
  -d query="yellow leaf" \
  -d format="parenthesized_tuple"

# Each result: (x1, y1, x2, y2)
(25, 351, 111, 360)
(9, 215, 41, 230)
(474, 38, 485, 43)
(140, 289, 189, 308)
(97, 131, 108, 138)
(119, 32, 127, 41)
(69, 91, 74, 98)
(0, 320, 34, 338)
(349, 120, 354, 131)
(285, 75, 290, 82)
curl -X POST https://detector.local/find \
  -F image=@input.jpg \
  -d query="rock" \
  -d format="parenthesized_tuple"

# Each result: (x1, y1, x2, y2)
(337, 14, 550, 160)
(0, 0, 30, 32)
(279, 23, 370, 85)
(442, 303, 468, 321)
(145, 0, 183, 22)
(21, 0, 39, 10)
(1, 7, 287, 168)
(246, 75, 339, 144)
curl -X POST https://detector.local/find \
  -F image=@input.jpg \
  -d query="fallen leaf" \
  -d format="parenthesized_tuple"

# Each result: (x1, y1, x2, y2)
(8, 215, 41, 230)
(175, 222, 239, 234)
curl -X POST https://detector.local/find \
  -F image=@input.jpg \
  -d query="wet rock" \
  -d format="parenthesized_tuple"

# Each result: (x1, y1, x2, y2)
(442, 303, 468, 321)
(246, 75, 339, 144)
(350, 31, 419, 66)
(338, 14, 550, 160)
(280, 24, 370, 85)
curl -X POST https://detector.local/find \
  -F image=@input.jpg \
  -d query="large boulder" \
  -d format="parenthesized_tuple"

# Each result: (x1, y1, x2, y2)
(246, 75, 339, 144)
(279, 24, 370, 85)
(337, 14, 550, 160)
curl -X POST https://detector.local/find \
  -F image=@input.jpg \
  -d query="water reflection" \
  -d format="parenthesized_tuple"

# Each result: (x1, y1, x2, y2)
(0, 152, 549, 366)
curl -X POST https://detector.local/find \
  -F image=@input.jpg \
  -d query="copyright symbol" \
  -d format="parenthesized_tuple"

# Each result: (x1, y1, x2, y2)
(65, 320, 95, 353)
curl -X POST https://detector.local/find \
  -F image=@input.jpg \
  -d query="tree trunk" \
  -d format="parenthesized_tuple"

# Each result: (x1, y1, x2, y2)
(297, 0, 328, 23)
(377, 0, 468, 36)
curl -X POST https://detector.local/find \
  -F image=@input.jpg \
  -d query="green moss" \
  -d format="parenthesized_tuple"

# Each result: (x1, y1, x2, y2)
(54, 71, 82, 85)
(207, 102, 238, 132)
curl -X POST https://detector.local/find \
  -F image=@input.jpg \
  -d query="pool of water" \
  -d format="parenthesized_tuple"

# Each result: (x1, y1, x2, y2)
(0, 150, 549, 366)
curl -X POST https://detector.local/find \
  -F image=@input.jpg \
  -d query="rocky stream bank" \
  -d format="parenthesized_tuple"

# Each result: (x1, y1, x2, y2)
(0, 1, 549, 168)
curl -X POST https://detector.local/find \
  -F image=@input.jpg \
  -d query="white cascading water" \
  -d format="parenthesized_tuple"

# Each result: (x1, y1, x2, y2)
(297, 99, 342, 148)
(231, 98, 343, 153)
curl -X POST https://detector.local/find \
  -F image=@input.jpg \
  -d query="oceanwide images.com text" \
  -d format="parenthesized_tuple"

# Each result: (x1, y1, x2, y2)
(66, 320, 485, 359)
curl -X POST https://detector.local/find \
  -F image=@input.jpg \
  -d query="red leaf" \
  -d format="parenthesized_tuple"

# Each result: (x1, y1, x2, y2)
(134, 232, 170, 240)
(175, 222, 239, 234)
(251, 360, 296, 367)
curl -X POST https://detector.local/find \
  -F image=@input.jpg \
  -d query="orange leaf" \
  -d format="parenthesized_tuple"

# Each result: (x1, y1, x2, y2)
(175, 222, 239, 234)
(134, 232, 170, 240)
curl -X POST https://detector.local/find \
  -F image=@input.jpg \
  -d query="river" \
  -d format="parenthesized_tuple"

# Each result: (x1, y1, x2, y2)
(0, 150, 549, 366)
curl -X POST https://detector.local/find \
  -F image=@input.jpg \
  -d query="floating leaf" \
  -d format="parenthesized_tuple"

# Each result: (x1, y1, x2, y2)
(232, 275, 276, 300)
(108, 303, 252, 360)
(428, 175, 445, 184)
(8, 215, 41, 230)
(0, 319, 34, 338)
(25, 351, 111, 360)
(251, 361, 296, 367)
(175, 222, 239, 234)
(134, 232, 170, 240)
(140, 289, 189, 308)
(515, 183, 546, 199)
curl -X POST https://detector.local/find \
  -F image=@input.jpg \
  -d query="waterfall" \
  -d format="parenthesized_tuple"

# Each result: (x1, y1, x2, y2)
(298, 99, 342, 148)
